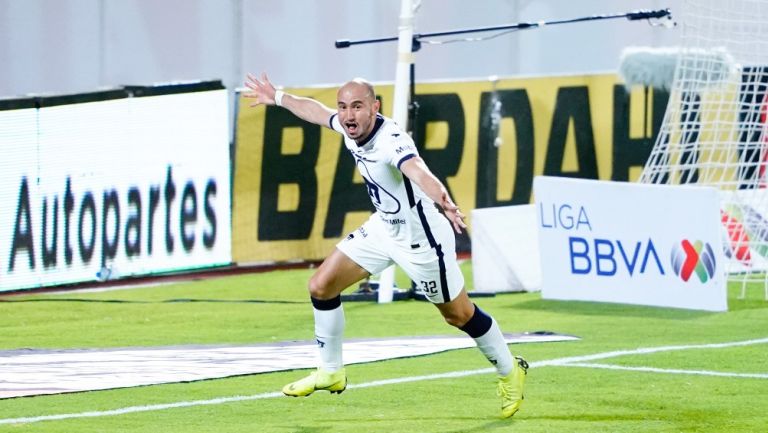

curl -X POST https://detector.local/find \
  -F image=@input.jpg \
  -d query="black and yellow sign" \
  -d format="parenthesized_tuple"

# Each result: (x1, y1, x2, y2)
(232, 74, 667, 262)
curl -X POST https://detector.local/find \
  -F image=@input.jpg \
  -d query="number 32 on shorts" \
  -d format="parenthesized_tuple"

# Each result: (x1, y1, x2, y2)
(420, 280, 438, 295)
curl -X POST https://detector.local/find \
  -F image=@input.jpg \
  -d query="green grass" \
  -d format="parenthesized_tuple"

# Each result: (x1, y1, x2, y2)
(1, 266, 767, 433)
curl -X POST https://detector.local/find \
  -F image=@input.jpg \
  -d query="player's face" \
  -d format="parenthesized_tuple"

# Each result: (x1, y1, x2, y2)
(337, 83, 380, 143)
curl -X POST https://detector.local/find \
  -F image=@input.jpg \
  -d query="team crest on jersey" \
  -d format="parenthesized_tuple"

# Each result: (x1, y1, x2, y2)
(356, 159, 401, 214)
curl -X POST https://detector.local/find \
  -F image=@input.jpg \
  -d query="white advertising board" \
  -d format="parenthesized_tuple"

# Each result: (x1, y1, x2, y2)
(471, 205, 542, 293)
(0, 89, 231, 292)
(534, 176, 727, 312)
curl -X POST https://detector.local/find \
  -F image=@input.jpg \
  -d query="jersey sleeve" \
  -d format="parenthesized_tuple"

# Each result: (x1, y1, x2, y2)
(386, 133, 419, 170)
(329, 113, 344, 133)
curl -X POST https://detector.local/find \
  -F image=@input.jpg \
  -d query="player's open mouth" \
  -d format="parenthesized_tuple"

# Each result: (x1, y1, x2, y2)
(345, 122, 358, 134)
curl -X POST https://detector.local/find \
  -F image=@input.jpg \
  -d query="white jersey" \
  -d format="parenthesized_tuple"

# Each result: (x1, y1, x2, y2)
(329, 113, 446, 250)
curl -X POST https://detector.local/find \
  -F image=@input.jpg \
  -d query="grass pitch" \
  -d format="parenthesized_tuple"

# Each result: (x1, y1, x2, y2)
(1, 265, 767, 433)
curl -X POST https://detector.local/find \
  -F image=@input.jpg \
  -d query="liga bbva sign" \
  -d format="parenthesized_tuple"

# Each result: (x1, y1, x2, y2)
(0, 87, 232, 292)
(534, 176, 727, 312)
(233, 74, 669, 263)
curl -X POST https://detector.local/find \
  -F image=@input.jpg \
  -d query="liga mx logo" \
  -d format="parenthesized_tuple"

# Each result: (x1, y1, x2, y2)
(670, 240, 716, 283)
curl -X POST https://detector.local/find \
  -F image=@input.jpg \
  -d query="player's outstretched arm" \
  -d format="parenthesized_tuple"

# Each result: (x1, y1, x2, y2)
(400, 156, 467, 234)
(243, 72, 335, 127)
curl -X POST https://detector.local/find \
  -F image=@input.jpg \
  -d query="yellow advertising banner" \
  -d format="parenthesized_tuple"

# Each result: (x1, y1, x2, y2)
(233, 74, 668, 263)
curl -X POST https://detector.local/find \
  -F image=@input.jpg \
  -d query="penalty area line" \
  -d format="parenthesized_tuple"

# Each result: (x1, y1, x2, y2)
(1, 336, 767, 425)
(0, 391, 285, 425)
(559, 362, 768, 379)
(0, 370, 497, 426)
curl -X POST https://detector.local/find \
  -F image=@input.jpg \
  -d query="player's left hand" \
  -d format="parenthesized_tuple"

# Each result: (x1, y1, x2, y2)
(441, 192, 467, 234)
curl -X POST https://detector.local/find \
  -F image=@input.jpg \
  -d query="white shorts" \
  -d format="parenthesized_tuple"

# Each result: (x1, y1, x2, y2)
(336, 214, 465, 304)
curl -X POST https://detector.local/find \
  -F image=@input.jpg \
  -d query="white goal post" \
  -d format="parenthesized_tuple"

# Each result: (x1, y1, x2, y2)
(374, 0, 418, 303)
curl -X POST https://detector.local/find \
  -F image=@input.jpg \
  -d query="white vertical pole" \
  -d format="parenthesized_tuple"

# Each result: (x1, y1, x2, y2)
(98, 0, 106, 87)
(392, 0, 415, 128)
(378, 0, 416, 304)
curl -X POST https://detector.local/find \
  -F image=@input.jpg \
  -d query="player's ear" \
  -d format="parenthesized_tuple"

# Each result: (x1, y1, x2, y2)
(372, 98, 381, 113)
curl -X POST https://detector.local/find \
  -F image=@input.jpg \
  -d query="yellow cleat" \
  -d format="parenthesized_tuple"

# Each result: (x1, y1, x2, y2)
(282, 368, 347, 397)
(497, 356, 528, 418)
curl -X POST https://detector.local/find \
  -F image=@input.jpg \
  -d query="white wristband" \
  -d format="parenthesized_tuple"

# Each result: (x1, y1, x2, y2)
(274, 90, 285, 107)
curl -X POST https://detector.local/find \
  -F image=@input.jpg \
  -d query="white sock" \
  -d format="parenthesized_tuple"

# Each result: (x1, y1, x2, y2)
(473, 318, 514, 376)
(313, 301, 345, 373)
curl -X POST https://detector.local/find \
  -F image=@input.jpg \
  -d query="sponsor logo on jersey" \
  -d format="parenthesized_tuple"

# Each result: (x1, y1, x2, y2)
(381, 217, 406, 225)
(395, 145, 414, 154)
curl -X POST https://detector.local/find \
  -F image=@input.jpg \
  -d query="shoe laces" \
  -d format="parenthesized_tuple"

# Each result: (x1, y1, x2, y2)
(516, 357, 529, 373)
(496, 378, 513, 399)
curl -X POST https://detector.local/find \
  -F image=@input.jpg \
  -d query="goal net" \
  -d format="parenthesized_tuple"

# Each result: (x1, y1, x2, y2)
(638, 0, 768, 298)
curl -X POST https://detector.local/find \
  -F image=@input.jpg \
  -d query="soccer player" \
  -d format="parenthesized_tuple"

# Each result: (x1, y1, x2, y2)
(243, 73, 528, 418)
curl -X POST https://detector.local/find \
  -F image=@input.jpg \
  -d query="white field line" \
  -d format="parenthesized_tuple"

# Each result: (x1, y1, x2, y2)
(1, 337, 767, 425)
(43, 281, 177, 295)
(532, 336, 768, 367)
(560, 362, 768, 379)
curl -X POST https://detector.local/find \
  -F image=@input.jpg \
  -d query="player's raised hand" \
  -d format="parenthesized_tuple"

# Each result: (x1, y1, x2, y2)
(243, 72, 277, 107)
(441, 191, 467, 234)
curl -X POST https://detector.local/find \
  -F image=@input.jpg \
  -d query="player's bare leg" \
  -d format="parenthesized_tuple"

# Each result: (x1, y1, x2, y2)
(283, 248, 369, 397)
(308, 248, 370, 300)
(435, 289, 528, 418)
